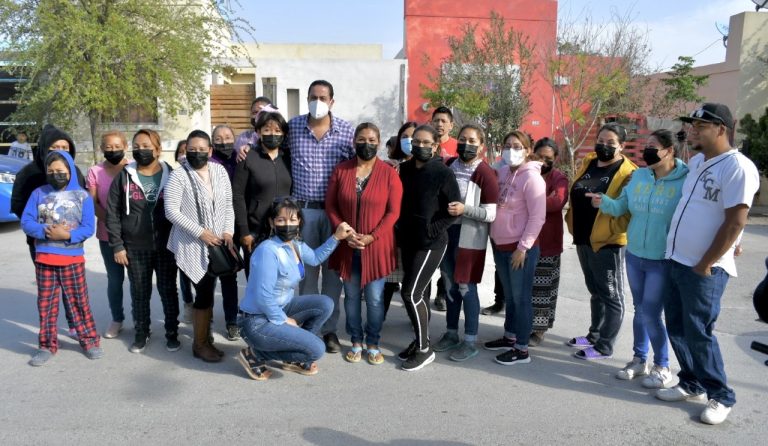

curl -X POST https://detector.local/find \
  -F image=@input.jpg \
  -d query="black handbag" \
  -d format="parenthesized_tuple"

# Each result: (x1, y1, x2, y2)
(184, 166, 243, 277)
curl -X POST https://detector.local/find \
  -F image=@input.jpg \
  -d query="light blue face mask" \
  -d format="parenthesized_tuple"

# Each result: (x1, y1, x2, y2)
(400, 137, 412, 156)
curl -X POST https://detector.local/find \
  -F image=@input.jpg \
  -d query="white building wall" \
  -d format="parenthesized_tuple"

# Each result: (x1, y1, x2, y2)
(250, 59, 407, 152)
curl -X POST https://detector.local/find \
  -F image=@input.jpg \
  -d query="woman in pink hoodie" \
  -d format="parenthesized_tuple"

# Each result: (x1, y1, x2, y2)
(485, 130, 547, 366)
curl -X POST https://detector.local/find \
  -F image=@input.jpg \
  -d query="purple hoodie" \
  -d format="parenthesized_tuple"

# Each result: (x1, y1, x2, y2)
(490, 161, 546, 251)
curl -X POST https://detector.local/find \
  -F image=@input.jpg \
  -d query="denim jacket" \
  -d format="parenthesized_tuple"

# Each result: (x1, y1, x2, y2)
(240, 235, 339, 324)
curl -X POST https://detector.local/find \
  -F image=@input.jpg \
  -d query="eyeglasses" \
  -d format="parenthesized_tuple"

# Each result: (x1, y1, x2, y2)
(412, 139, 434, 146)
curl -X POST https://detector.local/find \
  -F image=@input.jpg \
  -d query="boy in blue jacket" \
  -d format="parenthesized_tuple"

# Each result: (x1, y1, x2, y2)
(21, 150, 101, 366)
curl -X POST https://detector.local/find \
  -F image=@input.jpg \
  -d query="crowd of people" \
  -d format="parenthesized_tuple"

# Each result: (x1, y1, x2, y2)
(10, 78, 760, 425)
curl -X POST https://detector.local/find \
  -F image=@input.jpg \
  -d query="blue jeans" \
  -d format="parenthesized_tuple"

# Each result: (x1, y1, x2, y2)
(493, 245, 540, 349)
(99, 240, 126, 322)
(625, 252, 670, 367)
(298, 208, 343, 335)
(179, 269, 194, 304)
(238, 294, 333, 365)
(343, 252, 385, 346)
(664, 261, 735, 406)
(441, 225, 480, 340)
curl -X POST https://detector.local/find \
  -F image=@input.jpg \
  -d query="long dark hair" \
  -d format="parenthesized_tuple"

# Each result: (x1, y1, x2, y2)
(269, 197, 304, 233)
(390, 121, 418, 160)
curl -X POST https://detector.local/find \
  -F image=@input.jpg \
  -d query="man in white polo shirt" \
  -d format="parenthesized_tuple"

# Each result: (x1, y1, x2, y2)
(657, 103, 759, 425)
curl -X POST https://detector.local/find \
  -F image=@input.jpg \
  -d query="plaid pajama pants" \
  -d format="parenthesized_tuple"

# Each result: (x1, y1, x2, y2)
(35, 261, 100, 354)
(126, 248, 179, 337)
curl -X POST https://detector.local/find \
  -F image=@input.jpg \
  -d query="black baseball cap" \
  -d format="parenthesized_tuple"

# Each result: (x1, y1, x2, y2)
(679, 103, 734, 129)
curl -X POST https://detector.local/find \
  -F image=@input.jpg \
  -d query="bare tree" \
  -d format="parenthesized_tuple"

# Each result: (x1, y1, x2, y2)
(544, 7, 654, 175)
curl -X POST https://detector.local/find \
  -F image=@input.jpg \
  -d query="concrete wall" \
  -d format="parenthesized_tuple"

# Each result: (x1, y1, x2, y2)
(235, 43, 382, 61)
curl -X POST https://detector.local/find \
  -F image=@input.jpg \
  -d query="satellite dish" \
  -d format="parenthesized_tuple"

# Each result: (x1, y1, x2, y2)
(753, 0, 768, 11)
(715, 22, 729, 48)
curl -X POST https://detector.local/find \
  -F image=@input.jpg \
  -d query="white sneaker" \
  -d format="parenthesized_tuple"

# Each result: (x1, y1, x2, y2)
(700, 399, 732, 425)
(615, 357, 649, 380)
(656, 385, 707, 402)
(641, 365, 673, 389)
(103, 321, 123, 339)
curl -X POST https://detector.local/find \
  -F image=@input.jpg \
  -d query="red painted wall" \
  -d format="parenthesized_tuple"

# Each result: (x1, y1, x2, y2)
(404, 0, 558, 140)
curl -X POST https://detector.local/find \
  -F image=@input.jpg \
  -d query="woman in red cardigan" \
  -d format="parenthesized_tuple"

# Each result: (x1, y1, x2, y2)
(325, 122, 403, 365)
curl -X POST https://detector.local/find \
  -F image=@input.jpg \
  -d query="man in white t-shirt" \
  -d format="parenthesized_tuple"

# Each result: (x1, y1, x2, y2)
(7, 131, 33, 161)
(658, 103, 760, 425)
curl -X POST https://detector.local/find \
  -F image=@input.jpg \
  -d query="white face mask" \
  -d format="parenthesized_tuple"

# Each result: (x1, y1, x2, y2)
(308, 100, 330, 119)
(502, 149, 526, 167)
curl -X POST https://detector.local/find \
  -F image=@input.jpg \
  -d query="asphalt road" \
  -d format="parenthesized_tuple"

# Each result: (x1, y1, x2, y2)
(0, 217, 766, 445)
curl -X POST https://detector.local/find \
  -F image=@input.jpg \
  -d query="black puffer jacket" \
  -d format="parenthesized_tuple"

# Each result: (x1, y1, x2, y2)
(11, 125, 86, 245)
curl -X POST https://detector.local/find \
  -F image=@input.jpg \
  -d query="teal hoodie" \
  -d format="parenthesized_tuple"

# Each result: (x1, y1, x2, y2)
(599, 158, 689, 260)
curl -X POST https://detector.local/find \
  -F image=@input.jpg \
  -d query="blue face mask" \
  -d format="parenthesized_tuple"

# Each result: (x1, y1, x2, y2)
(400, 137, 412, 156)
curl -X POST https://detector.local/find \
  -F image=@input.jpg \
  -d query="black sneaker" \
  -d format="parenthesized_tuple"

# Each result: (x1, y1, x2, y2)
(226, 324, 241, 341)
(166, 335, 181, 352)
(433, 294, 447, 312)
(130, 333, 150, 353)
(483, 336, 516, 351)
(401, 348, 436, 372)
(495, 348, 531, 365)
(397, 340, 418, 361)
(323, 333, 341, 353)
(481, 302, 505, 315)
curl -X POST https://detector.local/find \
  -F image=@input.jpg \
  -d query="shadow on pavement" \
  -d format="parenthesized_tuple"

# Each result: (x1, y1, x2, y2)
(303, 427, 472, 446)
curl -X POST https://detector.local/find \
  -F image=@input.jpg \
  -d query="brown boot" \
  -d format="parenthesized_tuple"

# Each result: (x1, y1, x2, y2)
(193, 308, 222, 362)
(206, 307, 225, 358)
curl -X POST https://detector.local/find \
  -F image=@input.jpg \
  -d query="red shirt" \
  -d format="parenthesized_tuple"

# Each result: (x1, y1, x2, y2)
(440, 137, 458, 158)
(37, 253, 85, 266)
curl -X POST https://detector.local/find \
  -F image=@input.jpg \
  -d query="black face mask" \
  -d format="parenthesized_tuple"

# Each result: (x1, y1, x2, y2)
(594, 143, 617, 162)
(412, 145, 433, 162)
(541, 159, 554, 175)
(355, 142, 378, 161)
(186, 151, 209, 170)
(213, 143, 234, 159)
(642, 147, 662, 166)
(275, 224, 300, 242)
(133, 149, 156, 167)
(261, 135, 283, 150)
(47, 172, 69, 190)
(457, 143, 479, 162)
(104, 150, 125, 165)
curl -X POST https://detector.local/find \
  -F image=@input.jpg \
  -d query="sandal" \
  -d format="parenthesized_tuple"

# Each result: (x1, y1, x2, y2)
(237, 348, 272, 381)
(345, 345, 363, 363)
(366, 347, 384, 365)
(282, 361, 319, 376)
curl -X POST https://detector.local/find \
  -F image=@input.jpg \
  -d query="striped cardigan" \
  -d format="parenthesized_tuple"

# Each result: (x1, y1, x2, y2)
(164, 160, 235, 284)
(446, 158, 499, 283)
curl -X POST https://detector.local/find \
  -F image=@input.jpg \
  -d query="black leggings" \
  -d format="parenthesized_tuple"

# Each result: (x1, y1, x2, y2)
(400, 244, 447, 350)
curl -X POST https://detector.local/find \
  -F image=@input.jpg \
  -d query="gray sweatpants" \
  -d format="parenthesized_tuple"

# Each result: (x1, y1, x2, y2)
(575, 244, 626, 355)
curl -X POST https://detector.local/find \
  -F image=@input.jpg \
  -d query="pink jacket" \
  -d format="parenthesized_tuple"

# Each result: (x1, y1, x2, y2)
(490, 161, 546, 251)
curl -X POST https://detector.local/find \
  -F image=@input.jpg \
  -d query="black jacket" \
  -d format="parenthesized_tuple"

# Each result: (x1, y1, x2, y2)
(11, 125, 85, 245)
(106, 161, 173, 253)
(232, 145, 292, 240)
(397, 156, 460, 250)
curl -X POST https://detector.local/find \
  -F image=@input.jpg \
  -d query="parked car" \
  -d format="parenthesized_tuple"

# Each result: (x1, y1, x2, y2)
(0, 154, 29, 222)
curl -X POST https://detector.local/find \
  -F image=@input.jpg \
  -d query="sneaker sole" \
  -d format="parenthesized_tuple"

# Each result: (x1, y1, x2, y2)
(483, 344, 515, 351)
(401, 352, 436, 372)
(130, 337, 150, 353)
(655, 391, 707, 402)
(495, 356, 531, 365)
(433, 343, 461, 353)
(449, 350, 479, 362)
(573, 352, 611, 360)
(166, 344, 181, 352)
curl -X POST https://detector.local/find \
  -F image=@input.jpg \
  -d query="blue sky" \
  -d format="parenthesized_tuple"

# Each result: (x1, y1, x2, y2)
(234, 0, 758, 71)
